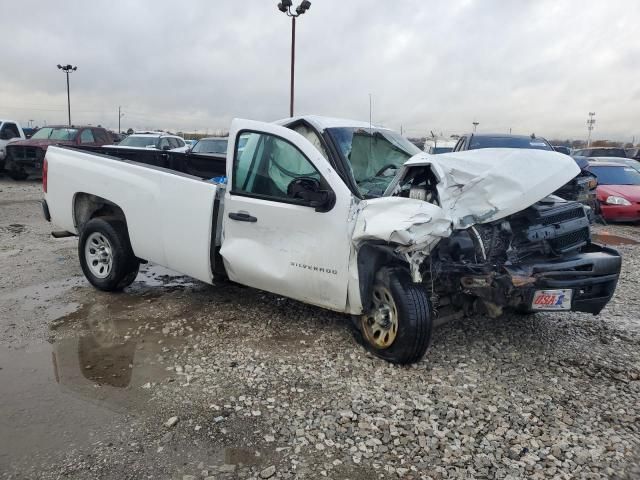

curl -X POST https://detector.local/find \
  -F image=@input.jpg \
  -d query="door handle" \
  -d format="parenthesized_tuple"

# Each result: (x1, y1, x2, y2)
(228, 212, 257, 223)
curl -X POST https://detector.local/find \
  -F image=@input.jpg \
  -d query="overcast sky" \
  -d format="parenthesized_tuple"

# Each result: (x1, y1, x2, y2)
(2, 0, 639, 141)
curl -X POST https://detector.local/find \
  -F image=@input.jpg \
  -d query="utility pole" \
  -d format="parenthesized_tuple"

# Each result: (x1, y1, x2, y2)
(118, 106, 125, 133)
(277, 1, 311, 117)
(57, 64, 77, 125)
(586, 112, 596, 147)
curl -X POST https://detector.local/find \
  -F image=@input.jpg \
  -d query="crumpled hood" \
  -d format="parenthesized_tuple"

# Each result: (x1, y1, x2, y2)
(353, 148, 580, 255)
(402, 148, 580, 228)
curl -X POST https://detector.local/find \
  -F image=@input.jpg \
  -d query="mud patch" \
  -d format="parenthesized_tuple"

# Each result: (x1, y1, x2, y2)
(1, 223, 26, 235)
(593, 232, 639, 246)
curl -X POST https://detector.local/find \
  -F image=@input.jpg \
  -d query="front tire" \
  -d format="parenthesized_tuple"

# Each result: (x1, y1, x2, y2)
(7, 170, 28, 180)
(357, 268, 433, 364)
(78, 218, 139, 291)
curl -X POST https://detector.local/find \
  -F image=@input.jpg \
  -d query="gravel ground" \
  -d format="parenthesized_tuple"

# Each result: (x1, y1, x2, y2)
(1, 179, 639, 479)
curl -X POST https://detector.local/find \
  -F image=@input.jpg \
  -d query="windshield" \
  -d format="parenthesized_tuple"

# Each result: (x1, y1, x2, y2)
(118, 136, 159, 148)
(326, 127, 420, 197)
(469, 136, 553, 151)
(30, 127, 78, 141)
(432, 147, 453, 154)
(192, 139, 228, 154)
(590, 165, 640, 185)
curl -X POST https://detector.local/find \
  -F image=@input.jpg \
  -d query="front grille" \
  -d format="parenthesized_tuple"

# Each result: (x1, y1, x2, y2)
(8, 147, 42, 161)
(549, 227, 590, 252)
(540, 206, 585, 225)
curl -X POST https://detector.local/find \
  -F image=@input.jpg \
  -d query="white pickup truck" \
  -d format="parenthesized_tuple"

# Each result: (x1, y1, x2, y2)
(0, 119, 26, 169)
(42, 116, 621, 364)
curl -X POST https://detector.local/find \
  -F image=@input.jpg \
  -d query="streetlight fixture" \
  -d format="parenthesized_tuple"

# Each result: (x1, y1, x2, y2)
(57, 64, 77, 126)
(276, 0, 311, 117)
(472, 121, 479, 133)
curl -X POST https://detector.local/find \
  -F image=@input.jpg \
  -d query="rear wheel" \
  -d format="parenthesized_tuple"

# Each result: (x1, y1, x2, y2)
(79, 218, 139, 291)
(357, 268, 433, 364)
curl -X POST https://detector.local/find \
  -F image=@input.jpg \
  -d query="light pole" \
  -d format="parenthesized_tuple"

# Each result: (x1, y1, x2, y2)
(586, 112, 596, 147)
(277, 0, 311, 117)
(118, 106, 125, 133)
(472, 121, 479, 133)
(57, 64, 77, 126)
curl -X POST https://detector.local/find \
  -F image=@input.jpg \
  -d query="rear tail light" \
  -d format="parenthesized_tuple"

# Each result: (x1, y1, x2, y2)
(43, 158, 48, 193)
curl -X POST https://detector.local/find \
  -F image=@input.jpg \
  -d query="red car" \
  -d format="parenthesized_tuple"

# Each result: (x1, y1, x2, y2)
(589, 161, 640, 222)
(4, 125, 112, 179)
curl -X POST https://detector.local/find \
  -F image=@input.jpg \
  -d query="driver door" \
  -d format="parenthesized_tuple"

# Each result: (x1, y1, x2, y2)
(221, 119, 354, 311)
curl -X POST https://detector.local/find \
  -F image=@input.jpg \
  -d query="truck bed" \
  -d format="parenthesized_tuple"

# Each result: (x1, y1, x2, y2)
(44, 145, 225, 284)
(72, 145, 227, 180)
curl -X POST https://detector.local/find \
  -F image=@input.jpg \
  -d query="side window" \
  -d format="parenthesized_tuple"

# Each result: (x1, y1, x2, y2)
(232, 131, 321, 201)
(80, 129, 95, 143)
(159, 138, 170, 150)
(0, 123, 20, 140)
(94, 129, 109, 143)
(175, 138, 185, 147)
(168, 137, 179, 149)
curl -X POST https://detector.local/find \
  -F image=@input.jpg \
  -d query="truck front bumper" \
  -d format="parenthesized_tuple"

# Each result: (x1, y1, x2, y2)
(504, 244, 621, 314)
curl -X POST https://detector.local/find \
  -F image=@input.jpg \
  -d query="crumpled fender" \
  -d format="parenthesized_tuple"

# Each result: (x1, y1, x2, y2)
(352, 196, 451, 251)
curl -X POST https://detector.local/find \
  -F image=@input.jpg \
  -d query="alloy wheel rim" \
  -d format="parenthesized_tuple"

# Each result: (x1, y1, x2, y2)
(361, 285, 399, 349)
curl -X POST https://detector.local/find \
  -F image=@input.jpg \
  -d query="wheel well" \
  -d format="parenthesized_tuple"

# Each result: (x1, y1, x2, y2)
(74, 193, 127, 233)
(357, 243, 408, 312)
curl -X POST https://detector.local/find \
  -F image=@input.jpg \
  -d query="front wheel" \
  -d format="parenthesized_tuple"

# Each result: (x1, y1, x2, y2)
(78, 218, 140, 291)
(357, 268, 433, 364)
(7, 170, 28, 180)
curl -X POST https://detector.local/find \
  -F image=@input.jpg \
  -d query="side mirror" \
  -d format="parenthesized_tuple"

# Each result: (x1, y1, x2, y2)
(287, 177, 335, 212)
(162, 145, 171, 151)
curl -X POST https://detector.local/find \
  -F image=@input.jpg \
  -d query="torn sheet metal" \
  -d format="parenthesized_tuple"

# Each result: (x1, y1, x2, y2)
(397, 148, 581, 229)
(352, 196, 452, 251)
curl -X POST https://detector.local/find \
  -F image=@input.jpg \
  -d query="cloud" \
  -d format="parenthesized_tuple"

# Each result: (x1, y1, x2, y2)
(1, 0, 638, 141)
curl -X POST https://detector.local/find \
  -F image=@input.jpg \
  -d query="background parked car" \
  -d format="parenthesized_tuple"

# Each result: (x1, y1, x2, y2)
(109, 132, 188, 152)
(190, 137, 228, 155)
(625, 148, 640, 160)
(573, 147, 627, 158)
(452, 133, 555, 152)
(423, 139, 456, 155)
(452, 133, 598, 212)
(0, 120, 26, 171)
(4, 125, 111, 179)
(553, 145, 571, 155)
(588, 161, 640, 222)
(589, 156, 640, 173)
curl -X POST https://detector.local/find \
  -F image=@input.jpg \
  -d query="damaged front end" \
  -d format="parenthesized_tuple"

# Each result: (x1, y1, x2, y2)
(352, 148, 621, 319)
(423, 201, 621, 317)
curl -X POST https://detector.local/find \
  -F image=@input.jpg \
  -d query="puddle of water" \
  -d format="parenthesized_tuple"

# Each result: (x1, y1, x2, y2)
(0, 344, 125, 468)
(593, 232, 639, 246)
(134, 264, 196, 288)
